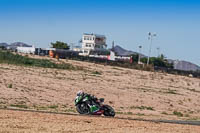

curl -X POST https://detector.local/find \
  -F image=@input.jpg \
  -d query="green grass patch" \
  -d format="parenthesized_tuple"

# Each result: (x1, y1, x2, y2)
(124, 112, 133, 115)
(10, 104, 28, 109)
(136, 113, 145, 116)
(130, 106, 154, 111)
(184, 114, 190, 117)
(34, 105, 48, 110)
(8, 84, 12, 88)
(112, 67, 123, 71)
(92, 71, 102, 75)
(0, 51, 75, 70)
(116, 111, 124, 114)
(173, 111, 183, 117)
(116, 111, 133, 115)
(48, 105, 58, 109)
(165, 89, 179, 95)
(161, 111, 168, 115)
(126, 112, 133, 115)
(64, 108, 76, 113)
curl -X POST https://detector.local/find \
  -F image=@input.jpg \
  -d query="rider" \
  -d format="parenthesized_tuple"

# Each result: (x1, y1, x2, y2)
(76, 90, 100, 113)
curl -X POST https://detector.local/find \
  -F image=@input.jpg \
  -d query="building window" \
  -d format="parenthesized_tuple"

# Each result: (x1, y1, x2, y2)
(95, 45, 100, 48)
(86, 44, 92, 47)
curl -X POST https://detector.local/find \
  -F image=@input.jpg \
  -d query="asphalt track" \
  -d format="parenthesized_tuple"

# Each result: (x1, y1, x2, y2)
(0, 107, 200, 126)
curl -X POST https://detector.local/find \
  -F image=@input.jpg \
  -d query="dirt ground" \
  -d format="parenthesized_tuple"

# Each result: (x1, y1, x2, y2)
(0, 55, 200, 132)
(0, 109, 199, 133)
(1, 55, 200, 120)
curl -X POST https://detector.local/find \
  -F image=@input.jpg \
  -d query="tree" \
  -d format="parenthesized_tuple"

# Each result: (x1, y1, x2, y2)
(51, 41, 70, 50)
(160, 54, 166, 60)
(140, 56, 173, 69)
(150, 57, 166, 67)
(0, 46, 6, 50)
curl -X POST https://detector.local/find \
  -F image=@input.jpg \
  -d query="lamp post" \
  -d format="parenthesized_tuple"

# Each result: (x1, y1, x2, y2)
(138, 45, 142, 64)
(147, 32, 156, 65)
(157, 47, 160, 57)
(70, 43, 75, 51)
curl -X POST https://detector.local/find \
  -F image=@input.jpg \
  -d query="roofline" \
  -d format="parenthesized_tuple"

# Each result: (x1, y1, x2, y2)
(83, 33, 106, 38)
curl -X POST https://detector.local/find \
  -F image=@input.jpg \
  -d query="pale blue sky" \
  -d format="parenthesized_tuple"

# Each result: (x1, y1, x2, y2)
(0, 0, 200, 65)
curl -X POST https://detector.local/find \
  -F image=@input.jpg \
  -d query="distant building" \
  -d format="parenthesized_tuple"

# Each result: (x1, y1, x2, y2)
(17, 46, 36, 54)
(7, 42, 32, 51)
(80, 33, 107, 56)
(73, 46, 81, 52)
(17, 46, 54, 55)
(108, 51, 131, 61)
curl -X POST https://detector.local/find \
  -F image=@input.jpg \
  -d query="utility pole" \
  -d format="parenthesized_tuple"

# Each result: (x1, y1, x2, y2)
(147, 32, 157, 65)
(138, 45, 142, 64)
(157, 47, 160, 57)
(70, 43, 75, 51)
(112, 41, 115, 49)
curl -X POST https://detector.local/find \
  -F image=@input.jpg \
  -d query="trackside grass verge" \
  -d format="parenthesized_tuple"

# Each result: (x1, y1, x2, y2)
(10, 104, 28, 109)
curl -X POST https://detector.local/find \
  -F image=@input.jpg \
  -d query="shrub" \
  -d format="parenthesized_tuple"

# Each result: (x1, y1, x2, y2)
(173, 111, 183, 117)
(8, 84, 12, 88)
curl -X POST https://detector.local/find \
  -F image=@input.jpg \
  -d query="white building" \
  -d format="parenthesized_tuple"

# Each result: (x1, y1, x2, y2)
(17, 46, 36, 54)
(108, 51, 131, 61)
(80, 33, 107, 56)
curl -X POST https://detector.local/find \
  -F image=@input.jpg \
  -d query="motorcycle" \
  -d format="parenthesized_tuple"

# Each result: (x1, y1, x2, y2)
(75, 95, 115, 117)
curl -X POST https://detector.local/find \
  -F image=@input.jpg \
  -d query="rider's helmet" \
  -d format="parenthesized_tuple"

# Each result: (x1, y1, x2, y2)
(77, 90, 84, 96)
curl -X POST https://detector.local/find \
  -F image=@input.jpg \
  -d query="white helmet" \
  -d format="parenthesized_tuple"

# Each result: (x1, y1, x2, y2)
(77, 90, 84, 96)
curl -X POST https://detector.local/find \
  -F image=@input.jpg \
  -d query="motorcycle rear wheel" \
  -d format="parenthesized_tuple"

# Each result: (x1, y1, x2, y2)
(76, 103, 90, 114)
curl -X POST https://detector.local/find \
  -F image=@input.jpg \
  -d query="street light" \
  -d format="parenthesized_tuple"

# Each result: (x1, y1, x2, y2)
(147, 32, 157, 65)
(157, 47, 160, 57)
(70, 43, 75, 50)
(138, 45, 142, 64)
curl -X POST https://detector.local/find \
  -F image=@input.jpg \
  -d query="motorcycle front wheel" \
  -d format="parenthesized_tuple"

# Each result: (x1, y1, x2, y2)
(102, 105, 115, 117)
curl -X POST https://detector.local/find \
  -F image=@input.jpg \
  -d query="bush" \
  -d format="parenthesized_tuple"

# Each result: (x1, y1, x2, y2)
(8, 84, 12, 88)
(140, 56, 173, 69)
(173, 111, 183, 117)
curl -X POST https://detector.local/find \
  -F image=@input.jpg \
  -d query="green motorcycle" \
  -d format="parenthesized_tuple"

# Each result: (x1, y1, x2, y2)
(75, 95, 115, 117)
